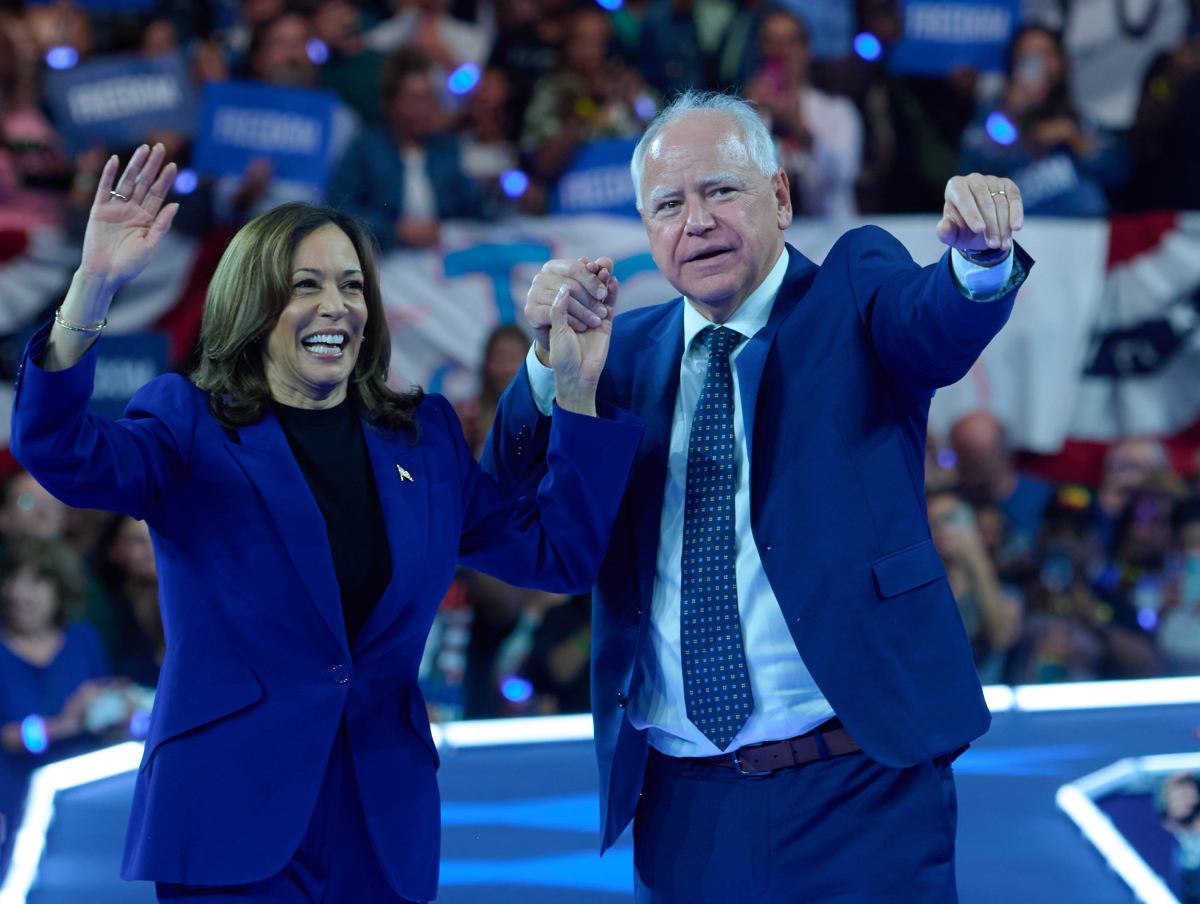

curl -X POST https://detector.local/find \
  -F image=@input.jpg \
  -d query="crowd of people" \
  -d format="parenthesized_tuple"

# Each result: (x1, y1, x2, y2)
(1, 0, 1199, 240)
(0, 1, 1198, 739)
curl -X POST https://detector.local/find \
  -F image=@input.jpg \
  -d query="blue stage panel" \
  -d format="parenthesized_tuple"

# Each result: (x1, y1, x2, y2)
(21, 702, 1200, 903)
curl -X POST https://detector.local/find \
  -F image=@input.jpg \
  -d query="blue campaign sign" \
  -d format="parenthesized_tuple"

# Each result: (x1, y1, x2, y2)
(552, 139, 641, 219)
(193, 81, 337, 189)
(43, 53, 196, 154)
(888, 0, 1019, 75)
(90, 333, 170, 421)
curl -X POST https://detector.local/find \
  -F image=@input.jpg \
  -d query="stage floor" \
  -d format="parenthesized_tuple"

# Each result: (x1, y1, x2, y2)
(14, 697, 1200, 903)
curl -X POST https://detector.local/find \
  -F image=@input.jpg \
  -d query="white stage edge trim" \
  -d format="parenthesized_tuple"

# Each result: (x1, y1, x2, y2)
(1056, 752, 1200, 904)
(6, 677, 1200, 901)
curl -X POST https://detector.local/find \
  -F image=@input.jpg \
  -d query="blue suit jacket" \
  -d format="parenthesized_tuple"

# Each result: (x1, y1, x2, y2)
(483, 227, 1033, 850)
(10, 322, 643, 898)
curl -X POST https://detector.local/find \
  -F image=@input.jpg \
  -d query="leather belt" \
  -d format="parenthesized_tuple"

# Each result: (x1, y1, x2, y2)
(684, 721, 861, 776)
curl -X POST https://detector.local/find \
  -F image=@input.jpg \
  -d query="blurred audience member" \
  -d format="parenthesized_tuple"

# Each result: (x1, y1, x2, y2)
(1161, 770, 1200, 903)
(853, 0, 978, 213)
(928, 488, 1023, 683)
(330, 47, 483, 249)
(636, 0, 737, 97)
(217, 11, 361, 223)
(216, 0, 289, 65)
(487, 0, 569, 132)
(366, 0, 494, 75)
(0, 470, 68, 545)
(96, 516, 164, 687)
(960, 25, 1127, 217)
(1157, 497, 1200, 675)
(456, 324, 530, 457)
(774, 0, 855, 61)
(745, 8, 860, 219)
(0, 13, 72, 230)
(0, 538, 115, 756)
(522, 7, 654, 186)
(1121, 32, 1200, 212)
(1096, 437, 1173, 549)
(519, 593, 591, 714)
(314, 0, 388, 126)
(949, 411, 1056, 559)
(457, 67, 523, 210)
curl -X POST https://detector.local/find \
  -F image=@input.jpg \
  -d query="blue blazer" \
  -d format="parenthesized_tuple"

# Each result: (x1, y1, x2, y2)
(9, 322, 643, 898)
(483, 227, 1033, 850)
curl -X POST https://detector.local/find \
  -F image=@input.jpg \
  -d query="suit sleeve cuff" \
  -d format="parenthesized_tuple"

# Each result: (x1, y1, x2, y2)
(525, 342, 557, 417)
(950, 248, 1015, 301)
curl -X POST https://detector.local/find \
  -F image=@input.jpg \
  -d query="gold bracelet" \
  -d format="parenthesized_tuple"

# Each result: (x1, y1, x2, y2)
(54, 307, 108, 334)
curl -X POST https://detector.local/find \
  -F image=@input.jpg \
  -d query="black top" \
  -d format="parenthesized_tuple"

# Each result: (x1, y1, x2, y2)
(275, 398, 392, 643)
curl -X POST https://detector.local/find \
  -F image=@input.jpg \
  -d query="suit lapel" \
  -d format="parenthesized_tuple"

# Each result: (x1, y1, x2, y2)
(736, 245, 818, 467)
(630, 302, 685, 613)
(225, 412, 347, 651)
(351, 426, 429, 655)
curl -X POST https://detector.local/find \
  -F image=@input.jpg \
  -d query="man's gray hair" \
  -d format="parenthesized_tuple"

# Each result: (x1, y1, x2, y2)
(630, 90, 778, 210)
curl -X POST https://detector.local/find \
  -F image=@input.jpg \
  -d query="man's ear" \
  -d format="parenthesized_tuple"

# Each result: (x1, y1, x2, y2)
(774, 170, 793, 229)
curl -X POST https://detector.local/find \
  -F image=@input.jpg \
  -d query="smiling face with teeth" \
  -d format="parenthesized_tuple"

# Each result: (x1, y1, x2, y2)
(639, 111, 792, 323)
(263, 223, 368, 409)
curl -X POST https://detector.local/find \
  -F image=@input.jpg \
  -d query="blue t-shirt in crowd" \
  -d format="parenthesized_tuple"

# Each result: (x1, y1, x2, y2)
(0, 621, 111, 881)
(0, 621, 111, 725)
(1000, 474, 1057, 554)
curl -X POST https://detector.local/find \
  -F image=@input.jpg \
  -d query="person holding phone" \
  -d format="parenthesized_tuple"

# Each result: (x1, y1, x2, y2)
(745, 8, 862, 219)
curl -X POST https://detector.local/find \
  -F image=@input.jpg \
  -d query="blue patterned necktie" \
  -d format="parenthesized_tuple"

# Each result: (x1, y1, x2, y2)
(681, 325, 753, 751)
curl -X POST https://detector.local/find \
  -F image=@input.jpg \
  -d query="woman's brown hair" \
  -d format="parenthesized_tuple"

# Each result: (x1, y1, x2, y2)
(191, 203, 424, 437)
(0, 538, 86, 629)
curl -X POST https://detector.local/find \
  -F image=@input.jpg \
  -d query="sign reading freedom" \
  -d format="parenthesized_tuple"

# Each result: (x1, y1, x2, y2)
(888, 0, 1019, 75)
(192, 81, 337, 189)
(44, 53, 195, 154)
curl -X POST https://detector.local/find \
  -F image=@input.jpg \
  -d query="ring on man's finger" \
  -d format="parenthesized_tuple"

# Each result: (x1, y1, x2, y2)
(109, 190, 129, 201)
(989, 189, 1007, 198)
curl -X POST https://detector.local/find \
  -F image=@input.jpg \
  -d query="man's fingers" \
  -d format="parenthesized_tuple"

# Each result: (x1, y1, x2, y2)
(544, 258, 609, 301)
(549, 284, 568, 328)
(964, 176, 1002, 248)
(1003, 179, 1024, 232)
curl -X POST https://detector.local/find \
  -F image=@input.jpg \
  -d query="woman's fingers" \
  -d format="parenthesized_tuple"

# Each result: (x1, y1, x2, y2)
(93, 155, 120, 208)
(146, 202, 180, 247)
(113, 144, 150, 200)
(142, 161, 178, 219)
(131, 143, 166, 205)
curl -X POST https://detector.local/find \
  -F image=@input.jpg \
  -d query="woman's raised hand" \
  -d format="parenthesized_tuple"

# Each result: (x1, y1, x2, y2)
(80, 143, 179, 290)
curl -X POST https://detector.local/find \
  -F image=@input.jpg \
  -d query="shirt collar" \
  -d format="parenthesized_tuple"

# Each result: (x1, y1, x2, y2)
(682, 245, 789, 351)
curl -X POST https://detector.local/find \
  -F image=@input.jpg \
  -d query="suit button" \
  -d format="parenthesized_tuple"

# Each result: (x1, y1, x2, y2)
(617, 691, 627, 709)
(327, 664, 352, 685)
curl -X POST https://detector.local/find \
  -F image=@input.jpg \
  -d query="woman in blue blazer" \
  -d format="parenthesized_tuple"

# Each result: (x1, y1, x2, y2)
(9, 144, 642, 903)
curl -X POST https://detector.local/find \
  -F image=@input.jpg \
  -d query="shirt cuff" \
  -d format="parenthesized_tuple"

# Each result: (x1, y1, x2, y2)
(951, 248, 1015, 301)
(525, 343, 557, 417)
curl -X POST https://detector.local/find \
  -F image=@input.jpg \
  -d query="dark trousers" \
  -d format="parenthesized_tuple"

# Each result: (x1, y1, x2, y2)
(156, 726, 421, 904)
(634, 747, 959, 903)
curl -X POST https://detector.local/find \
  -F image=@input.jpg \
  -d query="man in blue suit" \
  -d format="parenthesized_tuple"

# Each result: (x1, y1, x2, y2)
(482, 90, 1032, 901)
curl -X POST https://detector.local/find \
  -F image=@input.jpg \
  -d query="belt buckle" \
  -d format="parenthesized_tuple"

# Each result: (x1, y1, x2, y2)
(731, 747, 772, 776)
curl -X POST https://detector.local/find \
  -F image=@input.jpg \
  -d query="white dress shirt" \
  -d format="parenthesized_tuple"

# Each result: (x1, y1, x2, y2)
(524, 246, 1013, 756)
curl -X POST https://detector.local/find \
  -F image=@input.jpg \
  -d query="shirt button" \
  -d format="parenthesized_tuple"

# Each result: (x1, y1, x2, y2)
(617, 691, 627, 709)
(327, 664, 352, 685)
